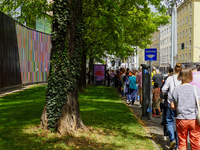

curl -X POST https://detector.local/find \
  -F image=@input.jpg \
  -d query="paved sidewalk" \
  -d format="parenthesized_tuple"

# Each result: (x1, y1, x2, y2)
(0, 83, 47, 97)
(121, 98, 192, 150)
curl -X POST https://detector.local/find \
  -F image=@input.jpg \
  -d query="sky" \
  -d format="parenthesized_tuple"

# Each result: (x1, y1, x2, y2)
(150, 0, 184, 13)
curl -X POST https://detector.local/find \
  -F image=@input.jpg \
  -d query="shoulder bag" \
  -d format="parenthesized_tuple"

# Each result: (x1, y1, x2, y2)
(194, 85, 200, 126)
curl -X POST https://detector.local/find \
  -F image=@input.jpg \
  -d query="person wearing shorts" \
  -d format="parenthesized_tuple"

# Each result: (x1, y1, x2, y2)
(151, 82, 161, 116)
(136, 68, 142, 106)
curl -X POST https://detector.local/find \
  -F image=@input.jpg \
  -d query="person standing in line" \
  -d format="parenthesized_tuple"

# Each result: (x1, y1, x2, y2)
(124, 72, 131, 103)
(189, 64, 200, 89)
(171, 67, 200, 149)
(151, 82, 161, 116)
(136, 68, 143, 106)
(162, 63, 182, 150)
(106, 70, 110, 87)
(160, 68, 174, 140)
(110, 70, 115, 86)
(118, 68, 123, 94)
(151, 67, 156, 89)
(114, 70, 118, 89)
(128, 71, 137, 105)
(152, 69, 164, 88)
(120, 69, 126, 97)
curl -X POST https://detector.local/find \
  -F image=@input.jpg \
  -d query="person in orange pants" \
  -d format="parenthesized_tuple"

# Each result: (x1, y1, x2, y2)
(171, 67, 200, 150)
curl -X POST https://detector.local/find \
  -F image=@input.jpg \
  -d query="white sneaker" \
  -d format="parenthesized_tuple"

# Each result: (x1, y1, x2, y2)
(164, 136, 167, 141)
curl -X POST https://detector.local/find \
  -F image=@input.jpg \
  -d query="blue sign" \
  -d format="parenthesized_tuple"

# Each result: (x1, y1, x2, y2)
(143, 69, 149, 74)
(145, 48, 157, 61)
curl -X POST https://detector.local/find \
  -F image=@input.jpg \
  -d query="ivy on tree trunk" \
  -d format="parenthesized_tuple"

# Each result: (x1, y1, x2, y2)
(40, 0, 86, 134)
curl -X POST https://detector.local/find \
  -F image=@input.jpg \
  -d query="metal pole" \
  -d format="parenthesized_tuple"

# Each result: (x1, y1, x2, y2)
(174, 3, 177, 66)
(159, 30, 161, 70)
(148, 61, 152, 120)
(128, 56, 129, 69)
(136, 46, 138, 70)
(171, 2, 174, 68)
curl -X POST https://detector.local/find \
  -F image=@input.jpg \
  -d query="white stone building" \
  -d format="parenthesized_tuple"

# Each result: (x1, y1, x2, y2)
(159, 24, 172, 72)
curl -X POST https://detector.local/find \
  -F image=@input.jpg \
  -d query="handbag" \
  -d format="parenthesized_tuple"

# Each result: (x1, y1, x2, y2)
(194, 85, 200, 126)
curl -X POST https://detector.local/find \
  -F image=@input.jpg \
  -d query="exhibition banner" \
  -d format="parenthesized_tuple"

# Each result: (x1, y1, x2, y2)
(94, 65, 105, 81)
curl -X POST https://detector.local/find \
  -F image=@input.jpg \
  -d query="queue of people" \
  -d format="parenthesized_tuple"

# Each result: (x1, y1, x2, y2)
(94, 62, 200, 150)
(105, 68, 142, 106)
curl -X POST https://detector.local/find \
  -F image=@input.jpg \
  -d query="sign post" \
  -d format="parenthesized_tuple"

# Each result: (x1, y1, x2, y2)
(144, 48, 157, 120)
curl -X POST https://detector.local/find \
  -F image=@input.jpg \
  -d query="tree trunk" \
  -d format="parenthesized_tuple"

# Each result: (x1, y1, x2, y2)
(40, 83, 86, 134)
(88, 57, 94, 85)
(40, 0, 87, 134)
(56, 83, 86, 134)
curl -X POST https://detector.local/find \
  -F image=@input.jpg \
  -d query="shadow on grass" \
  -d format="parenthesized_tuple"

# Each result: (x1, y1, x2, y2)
(79, 86, 152, 141)
(0, 85, 127, 150)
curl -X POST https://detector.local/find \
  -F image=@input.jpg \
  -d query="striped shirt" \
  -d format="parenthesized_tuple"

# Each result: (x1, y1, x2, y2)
(172, 84, 200, 119)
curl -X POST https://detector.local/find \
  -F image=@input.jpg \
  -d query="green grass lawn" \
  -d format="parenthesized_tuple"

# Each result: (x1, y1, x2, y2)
(0, 85, 157, 150)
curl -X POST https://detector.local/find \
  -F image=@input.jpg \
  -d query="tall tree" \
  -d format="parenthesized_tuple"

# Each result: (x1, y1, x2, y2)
(39, 0, 86, 134)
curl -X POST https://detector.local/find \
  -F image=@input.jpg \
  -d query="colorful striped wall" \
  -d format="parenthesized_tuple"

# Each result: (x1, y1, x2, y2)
(16, 24, 51, 84)
(0, 12, 51, 89)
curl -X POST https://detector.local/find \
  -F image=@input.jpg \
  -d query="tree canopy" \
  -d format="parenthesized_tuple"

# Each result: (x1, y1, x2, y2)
(0, 0, 171, 132)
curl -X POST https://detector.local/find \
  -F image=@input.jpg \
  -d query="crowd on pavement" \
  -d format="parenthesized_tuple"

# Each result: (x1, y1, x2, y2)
(104, 62, 200, 150)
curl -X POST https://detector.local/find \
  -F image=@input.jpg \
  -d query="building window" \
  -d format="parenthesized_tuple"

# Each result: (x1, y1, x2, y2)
(190, 2, 192, 12)
(186, 29, 187, 36)
(180, 20, 182, 27)
(186, 5, 188, 12)
(180, 9, 181, 16)
(189, 53, 191, 60)
(186, 17, 187, 24)
(180, 32, 181, 38)
(190, 15, 191, 25)
(186, 41, 187, 48)
(183, 31, 184, 37)
(183, 7, 184, 14)
(190, 27, 191, 37)
(177, 11, 179, 17)
(183, 19, 184, 25)
(190, 40, 191, 46)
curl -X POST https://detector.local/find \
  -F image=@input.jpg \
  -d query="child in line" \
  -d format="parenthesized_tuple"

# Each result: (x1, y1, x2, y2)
(151, 82, 161, 116)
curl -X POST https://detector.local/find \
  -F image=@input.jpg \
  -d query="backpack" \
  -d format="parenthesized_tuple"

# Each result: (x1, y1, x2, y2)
(125, 76, 130, 86)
